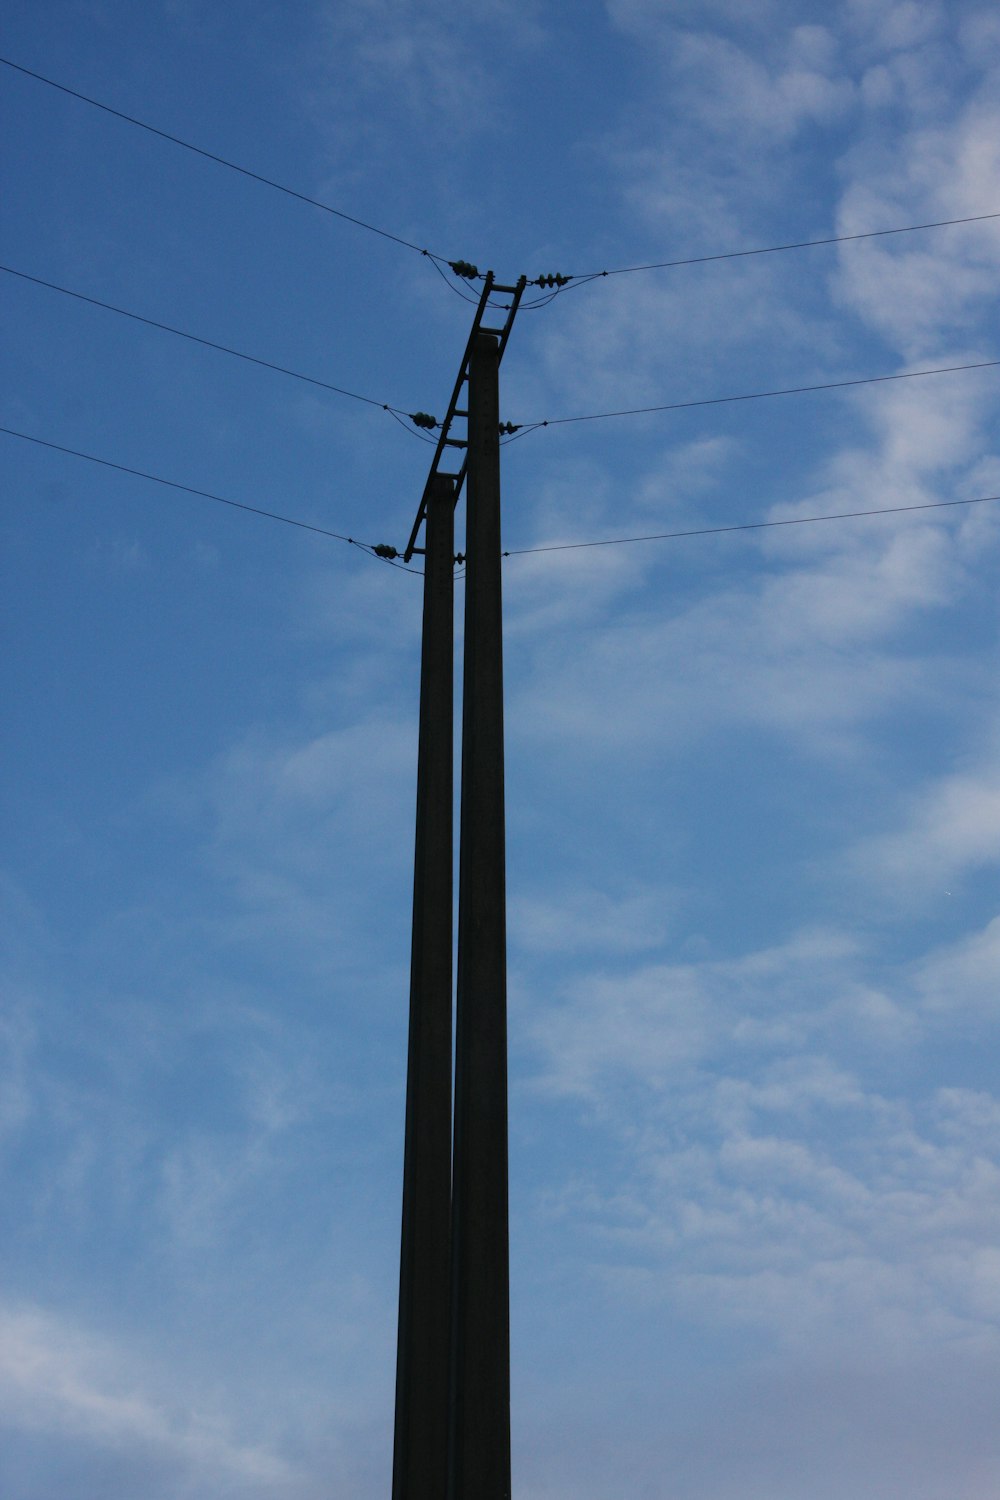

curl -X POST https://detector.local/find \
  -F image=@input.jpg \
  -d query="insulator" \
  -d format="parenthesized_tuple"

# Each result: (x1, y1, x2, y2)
(449, 260, 480, 280)
(498, 422, 520, 435)
(410, 411, 438, 429)
(536, 272, 571, 288)
(372, 543, 399, 559)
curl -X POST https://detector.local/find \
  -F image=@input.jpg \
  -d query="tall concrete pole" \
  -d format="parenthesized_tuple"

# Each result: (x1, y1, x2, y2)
(449, 332, 511, 1500)
(392, 474, 455, 1500)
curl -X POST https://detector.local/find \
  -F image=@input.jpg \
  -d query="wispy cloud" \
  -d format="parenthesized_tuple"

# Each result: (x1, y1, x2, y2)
(0, 1303, 299, 1495)
(849, 750, 1000, 903)
(525, 912, 1000, 1352)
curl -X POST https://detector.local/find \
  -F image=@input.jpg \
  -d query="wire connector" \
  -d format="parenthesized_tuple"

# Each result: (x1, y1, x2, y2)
(410, 412, 438, 430)
(449, 260, 480, 280)
(534, 273, 572, 288)
(372, 543, 399, 559)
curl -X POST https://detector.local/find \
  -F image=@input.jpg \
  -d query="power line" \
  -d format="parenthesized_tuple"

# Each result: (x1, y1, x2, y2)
(9, 263, 994, 439)
(9, 56, 995, 301)
(1, 263, 413, 416)
(7, 425, 995, 569)
(517, 358, 1000, 430)
(502, 493, 1000, 557)
(0, 423, 389, 553)
(465, 211, 1000, 304)
(572, 211, 1000, 280)
(0, 55, 451, 265)
(442, 212, 1000, 304)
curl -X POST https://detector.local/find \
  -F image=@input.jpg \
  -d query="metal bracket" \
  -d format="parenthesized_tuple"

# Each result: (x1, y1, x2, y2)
(401, 272, 528, 562)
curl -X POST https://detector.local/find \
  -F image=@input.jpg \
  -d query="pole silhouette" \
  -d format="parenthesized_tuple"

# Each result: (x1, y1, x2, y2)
(394, 277, 523, 1500)
(392, 475, 455, 1500)
(448, 331, 511, 1500)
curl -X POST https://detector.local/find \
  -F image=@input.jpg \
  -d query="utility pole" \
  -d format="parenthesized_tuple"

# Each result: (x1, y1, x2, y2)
(449, 331, 510, 1498)
(392, 474, 455, 1500)
(393, 274, 525, 1500)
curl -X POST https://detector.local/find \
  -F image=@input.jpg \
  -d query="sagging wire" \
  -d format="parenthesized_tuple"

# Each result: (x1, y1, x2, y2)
(358, 542, 425, 575)
(2, 264, 424, 420)
(506, 358, 1000, 433)
(401, 409, 523, 444)
(388, 409, 440, 444)
(436, 206, 1000, 312)
(517, 271, 588, 310)
(430, 255, 487, 305)
(500, 492, 1000, 558)
(520, 272, 606, 309)
(569, 210, 1000, 281)
(1, 423, 411, 566)
(500, 423, 545, 445)
(0, 56, 459, 270)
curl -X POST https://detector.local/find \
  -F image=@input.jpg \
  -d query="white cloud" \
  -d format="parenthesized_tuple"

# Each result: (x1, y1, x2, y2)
(524, 873, 1000, 1350)
(510, 884, 677, 956)
(522, 255, 825, 418)
(157, 1127, 274, 1252)
(0, 1304, 298, 1494)
(187, 714, 418, 953)
(605, 4, 855, 141)
(852, 769, 1000, 899)
(529, 928, 863, 1100)
(916, 916, 1000, 1015)
(846, 0, 947, 55)
(934, 1085, 1000, 1144)
(509, 538, 929, 763)
(313, 0, 544, 135)
(509, 330, 998, 765)
(670, 29, 855, 140)
(833, 100, 1000, 356)
(529, 947, 1000, 1352)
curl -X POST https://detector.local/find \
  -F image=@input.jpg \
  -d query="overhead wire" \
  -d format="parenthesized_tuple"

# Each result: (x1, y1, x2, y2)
(515, 358, 1000, 431)
(8, 55, 1000, 568)
(502, 493, 1000, 557)
(0, 424, 397, 557)
(358, 546, 424, 576)
(387, 408, 439, 443)
(6, 426, 996, 573)
(1, 263, 522, 446)
(9, 56, 994, 302)
(518, 274, 607, 310)
(1, 263, 419, 419)
(9, 274, 995, 531)
(428, 256, 490, 306)
(6, 275, 998, 492)
(463, 211, 1000, 306)
(0, 55, 452, 266)
(430, 261, 517, 315)
(567, 211, 1000, 281)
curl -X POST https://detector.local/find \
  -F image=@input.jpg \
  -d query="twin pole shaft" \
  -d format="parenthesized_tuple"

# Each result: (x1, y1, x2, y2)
(392, 333, 511, 1500)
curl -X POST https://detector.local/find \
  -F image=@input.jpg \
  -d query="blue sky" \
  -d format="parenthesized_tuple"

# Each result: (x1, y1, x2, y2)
(2, 2, 999, 1496)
